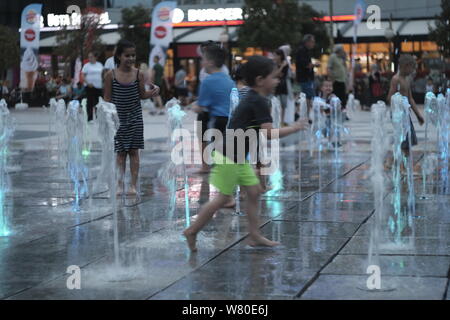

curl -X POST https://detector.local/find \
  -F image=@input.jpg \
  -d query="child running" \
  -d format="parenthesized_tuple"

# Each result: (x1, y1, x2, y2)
(183, 56, 309, 251)
(104, 39, 160, 195)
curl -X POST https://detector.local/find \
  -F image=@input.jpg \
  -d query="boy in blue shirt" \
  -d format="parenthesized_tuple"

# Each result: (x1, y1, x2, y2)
(193, 45, 235, 173)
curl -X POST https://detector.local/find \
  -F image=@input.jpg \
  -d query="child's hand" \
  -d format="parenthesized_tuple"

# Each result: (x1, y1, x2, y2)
(292, 119, 310, 131)
(417, 114, 425, 126)
(148, 85, 160, 97)
(191, 105, 202, 113)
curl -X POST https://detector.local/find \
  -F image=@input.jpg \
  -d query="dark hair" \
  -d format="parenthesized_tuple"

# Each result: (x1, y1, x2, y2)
(320, 76, 333, 87)
(274, 49, 286, 62)
(203, 45, 226, 69)
(200, 40, 217, 52)
(234, 64, 245, 82)
(242, 55, 275, 87)
(89, 51, 99, 58)
(114, 39, 136, 66)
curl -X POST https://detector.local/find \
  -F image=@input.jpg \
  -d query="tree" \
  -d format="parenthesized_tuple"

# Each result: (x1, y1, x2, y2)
(54, 7, 106, 74)
(0, 25, 20, 79)
(430, 0, 450, 58)
(120, 5, 151, 65)
(237, 0, 330, 56)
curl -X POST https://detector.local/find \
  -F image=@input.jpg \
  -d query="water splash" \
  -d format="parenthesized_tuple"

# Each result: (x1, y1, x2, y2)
(390, 93, 415, 244)
(368, 101, 389, 267)
(421, 92, 438, 197)
(266, 169, 284, 197)
(54, 99, 68, 168)
(229, 88, 244, 215)
(158, 99, 190, 227)
(93, 98, 119, 194)
(311, 97, 327, 158)
(66, 100, 89, 212)
(437, 92, 450, 193)
(330, 96, 342, 163)
(81, 98, 91, 159)
(95, 98, 120, 266)
(0, 99, 14, 236)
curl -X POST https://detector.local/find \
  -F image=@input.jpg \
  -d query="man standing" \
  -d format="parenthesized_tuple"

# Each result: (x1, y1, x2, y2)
(327, 45, 349, 115)
(174, 63, 188, 106)
(296, 34, 316, 123)
(151, 55, 164, 112)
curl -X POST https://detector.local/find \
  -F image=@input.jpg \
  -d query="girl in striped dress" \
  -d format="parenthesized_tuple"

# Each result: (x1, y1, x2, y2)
(104, 39, 160, 195)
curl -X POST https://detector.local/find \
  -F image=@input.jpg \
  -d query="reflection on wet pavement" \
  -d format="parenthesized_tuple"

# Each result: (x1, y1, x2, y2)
(1, 111, 449, 300)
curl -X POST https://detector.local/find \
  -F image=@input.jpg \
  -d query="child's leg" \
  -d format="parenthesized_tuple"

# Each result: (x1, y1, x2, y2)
(116, 152, 127, 194)
(128, 149, 139, 194)
(241, 185, 280, 247)
(183, 193, 230, 251)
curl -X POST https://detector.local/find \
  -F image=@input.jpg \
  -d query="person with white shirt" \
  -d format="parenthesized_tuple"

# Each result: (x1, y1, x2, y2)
(82, 52, 104, 121)
(104, 55, 116, 71)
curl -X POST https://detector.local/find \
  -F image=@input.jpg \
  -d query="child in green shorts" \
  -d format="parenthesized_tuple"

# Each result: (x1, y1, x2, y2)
(183, 55, 309, 252)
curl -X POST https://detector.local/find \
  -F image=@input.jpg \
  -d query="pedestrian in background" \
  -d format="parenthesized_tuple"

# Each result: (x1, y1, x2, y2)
(82, 52, 103, 121)
(296, 34, 317, 123)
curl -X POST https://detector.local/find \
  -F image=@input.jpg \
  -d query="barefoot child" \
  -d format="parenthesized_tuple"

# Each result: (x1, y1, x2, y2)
(183, 56, 309, 251)
(386, 54, 424, 170)
(104, 39, 160, 195)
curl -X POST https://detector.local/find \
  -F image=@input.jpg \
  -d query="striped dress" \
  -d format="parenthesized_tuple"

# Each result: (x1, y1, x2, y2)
(112, 70, 144, 152)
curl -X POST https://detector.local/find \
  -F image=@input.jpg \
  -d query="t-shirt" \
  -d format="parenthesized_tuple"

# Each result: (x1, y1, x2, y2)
(82, 61, 104, 89)
(296, 44, 314, 83)
(222, 89, 273, 163)
(104, 57, 116, 70)
(175, 69, 187, 88)
(153, 63, 164, 87)
(199, 65, 229, 83)
(328, 54, 347, 83)
(198, 72, 235, 117)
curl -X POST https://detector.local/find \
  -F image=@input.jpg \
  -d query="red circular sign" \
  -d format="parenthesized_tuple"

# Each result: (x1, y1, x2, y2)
(24, 29, 36, 42)
(155, 26, 167, 39)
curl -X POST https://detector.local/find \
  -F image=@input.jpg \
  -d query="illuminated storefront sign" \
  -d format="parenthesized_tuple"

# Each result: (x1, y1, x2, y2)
(187, 8, 243, 22)
(45, 12, 111, 27)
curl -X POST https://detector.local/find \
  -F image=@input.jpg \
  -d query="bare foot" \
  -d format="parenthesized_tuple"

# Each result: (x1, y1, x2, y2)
(183, 230, 198, 252)
(116, 184, 123, 196)
(127, 186, 138, 196)
(247, 235, 280, 248)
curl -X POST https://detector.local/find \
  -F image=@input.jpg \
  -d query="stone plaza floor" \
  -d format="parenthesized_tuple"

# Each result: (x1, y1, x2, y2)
(0, 106, 449, 300)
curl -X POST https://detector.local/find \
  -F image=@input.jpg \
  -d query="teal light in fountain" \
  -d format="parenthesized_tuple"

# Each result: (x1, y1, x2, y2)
(266, 169, 284, 197)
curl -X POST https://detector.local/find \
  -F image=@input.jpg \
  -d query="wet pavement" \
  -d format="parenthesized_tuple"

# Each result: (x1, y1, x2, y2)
(0, 107, 449, 300)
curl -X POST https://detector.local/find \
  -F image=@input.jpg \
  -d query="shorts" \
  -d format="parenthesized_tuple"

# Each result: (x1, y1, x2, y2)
(197, 111, 210, 140)
(209, 152, 260, 196)
(401, 117, 418, 151)
(300, 81, 315, 100)
(208, 116, 229, 134)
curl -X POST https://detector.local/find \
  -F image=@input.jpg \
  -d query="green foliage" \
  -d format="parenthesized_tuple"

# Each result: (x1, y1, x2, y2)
(430, 0, 450, 58)
(0, 25, 20, 77)
(238, 0, 330, 56)
(120, 4, 151, 65)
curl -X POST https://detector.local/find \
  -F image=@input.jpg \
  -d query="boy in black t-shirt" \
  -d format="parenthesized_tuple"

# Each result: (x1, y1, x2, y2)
(183, 56, 309, 252)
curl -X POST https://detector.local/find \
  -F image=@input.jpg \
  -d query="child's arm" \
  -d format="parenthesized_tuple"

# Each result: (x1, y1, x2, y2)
(103, 70, 113, 102)
(386, 76, 399, 105)
(138, 72, 160, 100)
(408, 85, 424, 125)
(261, 120, 309, 140)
